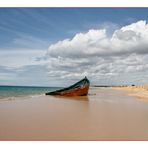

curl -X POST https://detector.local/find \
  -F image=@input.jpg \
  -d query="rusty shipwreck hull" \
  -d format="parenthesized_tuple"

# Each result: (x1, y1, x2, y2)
(45, 77, 90, 96)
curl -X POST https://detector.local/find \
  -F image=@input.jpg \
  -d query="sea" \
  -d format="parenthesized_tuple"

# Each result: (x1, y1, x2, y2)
(0, 85, 61, 100)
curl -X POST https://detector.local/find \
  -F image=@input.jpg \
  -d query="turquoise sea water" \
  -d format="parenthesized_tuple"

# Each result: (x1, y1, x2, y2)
(0, 86, 61, 99)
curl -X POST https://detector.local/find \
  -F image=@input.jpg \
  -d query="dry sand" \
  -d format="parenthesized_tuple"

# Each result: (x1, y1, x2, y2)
(0, 87, 148, 140)
(113, 85, 148, 102)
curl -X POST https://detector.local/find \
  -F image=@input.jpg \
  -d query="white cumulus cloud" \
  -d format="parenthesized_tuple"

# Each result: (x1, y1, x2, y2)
(43, 20, 148, 85)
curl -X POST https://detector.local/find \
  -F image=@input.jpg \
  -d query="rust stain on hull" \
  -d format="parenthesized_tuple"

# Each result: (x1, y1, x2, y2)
(59, 86, 89, 96)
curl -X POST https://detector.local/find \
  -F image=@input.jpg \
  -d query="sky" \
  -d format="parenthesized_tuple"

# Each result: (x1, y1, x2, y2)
(1, 8, 148, 86)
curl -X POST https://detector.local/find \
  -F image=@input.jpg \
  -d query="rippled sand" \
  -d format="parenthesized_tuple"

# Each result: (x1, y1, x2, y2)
(0, 87, 148, 140)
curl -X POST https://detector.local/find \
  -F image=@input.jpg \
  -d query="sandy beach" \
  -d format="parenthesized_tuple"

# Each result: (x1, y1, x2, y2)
(113, 85, 148, 102)
(0, 87, 148, 140)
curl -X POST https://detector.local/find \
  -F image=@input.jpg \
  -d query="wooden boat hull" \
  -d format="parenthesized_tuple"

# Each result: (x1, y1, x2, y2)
(54, 85, 89, 96)
(45, 77, 90, 96)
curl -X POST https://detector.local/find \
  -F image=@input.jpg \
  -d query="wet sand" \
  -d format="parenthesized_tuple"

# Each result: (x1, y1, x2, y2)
(0, 87, 148, 140)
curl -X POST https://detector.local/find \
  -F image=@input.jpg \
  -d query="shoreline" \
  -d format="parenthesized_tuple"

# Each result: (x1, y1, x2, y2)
(0, 87, 148, 140)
